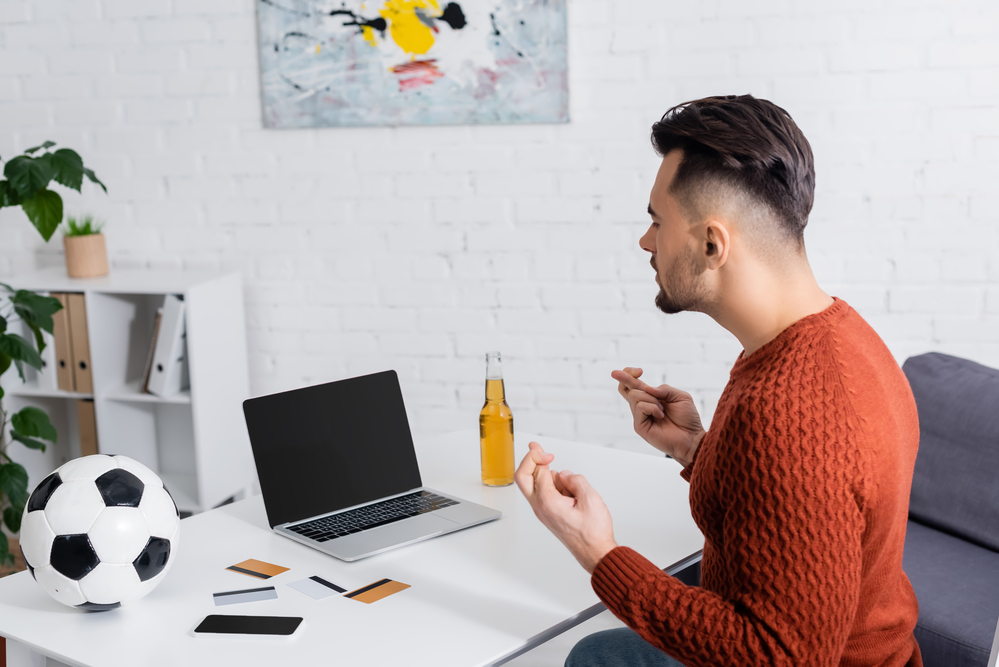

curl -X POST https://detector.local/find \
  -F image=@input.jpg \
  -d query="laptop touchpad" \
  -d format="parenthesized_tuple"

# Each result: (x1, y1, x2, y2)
(333, 514, 455, 554)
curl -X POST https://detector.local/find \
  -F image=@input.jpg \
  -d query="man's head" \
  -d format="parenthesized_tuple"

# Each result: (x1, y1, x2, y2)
(641, 95, 815, 315)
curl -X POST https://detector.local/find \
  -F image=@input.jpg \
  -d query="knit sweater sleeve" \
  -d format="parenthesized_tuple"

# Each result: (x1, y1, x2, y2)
(592, 399, 867, 666)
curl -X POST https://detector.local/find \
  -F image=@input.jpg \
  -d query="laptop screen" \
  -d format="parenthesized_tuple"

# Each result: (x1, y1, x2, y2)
(243, 370, 423, 528)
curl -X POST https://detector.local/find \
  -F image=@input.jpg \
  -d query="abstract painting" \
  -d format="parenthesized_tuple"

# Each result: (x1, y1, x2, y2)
(256, 0, 568, 127)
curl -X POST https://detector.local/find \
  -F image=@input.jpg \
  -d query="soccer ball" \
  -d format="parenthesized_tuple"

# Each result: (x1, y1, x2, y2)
(19, 454, 181, 611)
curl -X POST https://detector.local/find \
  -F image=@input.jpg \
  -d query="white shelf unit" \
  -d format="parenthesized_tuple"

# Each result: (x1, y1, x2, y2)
(2, 267, 253, 515)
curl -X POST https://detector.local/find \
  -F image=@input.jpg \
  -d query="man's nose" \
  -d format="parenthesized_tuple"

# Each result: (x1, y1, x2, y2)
(639, 224, 655, 253)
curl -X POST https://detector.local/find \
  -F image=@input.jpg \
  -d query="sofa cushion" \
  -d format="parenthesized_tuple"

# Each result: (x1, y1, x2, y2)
(902, 352, 999, 552)
(903, 519, 999, 667)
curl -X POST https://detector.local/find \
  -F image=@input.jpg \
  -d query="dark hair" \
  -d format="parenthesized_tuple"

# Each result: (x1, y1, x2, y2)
(651, 95, 815, 244)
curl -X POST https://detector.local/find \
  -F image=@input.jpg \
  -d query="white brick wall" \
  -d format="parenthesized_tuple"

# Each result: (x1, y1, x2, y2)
(1, 0, 997, 454)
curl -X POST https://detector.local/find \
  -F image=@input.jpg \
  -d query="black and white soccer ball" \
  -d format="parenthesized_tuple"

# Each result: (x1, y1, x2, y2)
(19, 454, 181, 611)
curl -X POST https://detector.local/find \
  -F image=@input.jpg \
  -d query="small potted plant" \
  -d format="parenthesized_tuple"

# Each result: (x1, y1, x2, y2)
(62, 214, 108, 278)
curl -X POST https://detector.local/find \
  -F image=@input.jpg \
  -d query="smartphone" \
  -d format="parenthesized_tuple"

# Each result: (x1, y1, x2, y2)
(194, 615, 304, 637)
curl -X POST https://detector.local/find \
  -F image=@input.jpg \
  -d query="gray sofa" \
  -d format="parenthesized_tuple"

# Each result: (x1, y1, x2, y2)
(902, 352, 999, 667)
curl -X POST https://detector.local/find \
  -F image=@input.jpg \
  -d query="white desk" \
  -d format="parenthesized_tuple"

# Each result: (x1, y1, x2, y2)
(1, 430, 704, 667)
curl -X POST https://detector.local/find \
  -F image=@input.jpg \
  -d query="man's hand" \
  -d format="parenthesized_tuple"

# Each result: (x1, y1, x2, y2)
(612, 367, 706, 467)
(514, 441, 617, 574)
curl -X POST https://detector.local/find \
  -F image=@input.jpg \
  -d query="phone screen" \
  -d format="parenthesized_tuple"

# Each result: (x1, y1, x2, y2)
(194, 615, 303, 636)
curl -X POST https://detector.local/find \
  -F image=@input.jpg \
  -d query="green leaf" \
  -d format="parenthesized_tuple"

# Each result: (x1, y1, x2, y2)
(3, 505, 23, 534)
(0, 350, 10, 379)
(20, 188, 63, 241)
(0, 313, 5, 333)
(44, 149, 85, 193)
(0, 462, 29, 509)
(10, 432, 49, 452)
(24, 141, 56, 155)
(12, 290, 61, 336)
(0, 333, 43, 376)
(12, 406, 57, 443)
(0, 180, 21, 208)
(0, 532, 9, 569)
(0, 281, 12, 292)
(83, 168, 107, 194)
(3, 156, 54, 200)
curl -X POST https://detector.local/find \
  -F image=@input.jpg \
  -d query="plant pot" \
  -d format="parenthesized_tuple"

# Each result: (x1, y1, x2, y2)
(64, 233, 109, 278)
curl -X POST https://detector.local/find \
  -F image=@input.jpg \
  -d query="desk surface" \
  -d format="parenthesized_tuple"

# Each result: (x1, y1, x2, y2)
(0, 430, 704, 667)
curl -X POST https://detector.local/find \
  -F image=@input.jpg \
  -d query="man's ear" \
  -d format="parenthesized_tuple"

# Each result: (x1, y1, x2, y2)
(702, 219, 730, 270)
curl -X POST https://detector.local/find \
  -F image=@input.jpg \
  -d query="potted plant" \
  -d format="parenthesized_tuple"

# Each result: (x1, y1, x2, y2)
(0, 283, 60, 567)
(62, 214, 109, 279)
(0, 141, 107, 277)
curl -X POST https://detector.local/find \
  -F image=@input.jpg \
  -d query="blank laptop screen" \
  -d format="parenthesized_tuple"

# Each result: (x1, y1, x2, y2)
(243, 370, 423, 528)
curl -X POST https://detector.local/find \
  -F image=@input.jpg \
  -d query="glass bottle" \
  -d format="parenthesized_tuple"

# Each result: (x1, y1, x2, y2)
(479, 351, 514, 486)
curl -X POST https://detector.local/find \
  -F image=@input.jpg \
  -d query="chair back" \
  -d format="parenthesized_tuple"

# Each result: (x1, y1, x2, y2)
(902, 352, 999, 552)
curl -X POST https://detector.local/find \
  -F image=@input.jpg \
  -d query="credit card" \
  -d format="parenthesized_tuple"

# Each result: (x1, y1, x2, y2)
(213, 586, 278, 606)
(344, 578, 410, 604)
(288, 576, 347, 600)
(226, 559, 290, 580)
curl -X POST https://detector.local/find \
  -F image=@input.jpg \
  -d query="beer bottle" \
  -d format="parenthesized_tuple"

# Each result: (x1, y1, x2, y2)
(479, 351, 514, 486)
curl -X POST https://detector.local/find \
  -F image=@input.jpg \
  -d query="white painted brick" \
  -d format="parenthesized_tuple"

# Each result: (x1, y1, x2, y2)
(0, 51, 43, 74)
(166, 175, 236, 200)
(133, 200, 204, 226)
(495, 285, 540, 309)
(54, 101, 119, 125)
(829, 43, 921, 73)
(140, 18, 211, 43)
(0, 1, 29, 23)
(196, 97, 261, 122)
(22, 75, 90, 100)
(69, 20, 138, 45)
(3, 22, 68, 48)
(929, 40, 999, 68)
(382, 284, 456, 308)
(666, 20, 758, 52)
(0, 77, 18, 101)
(212, 16, 255, 42)
(125, 99, 192, 123)
(987, 287, 999, 315)
(536, 335, 614, 359)
(541, 285, 622, 310)
(496, 310, 577, 335)
(35, 0, 100, 21)
(205, 199, 278, 225)
(379, 333, 452, 357)
(49, 50, 114, 74)
(132, 153, 199, 177)
(933, 318, 999, 342)
(187, 43, 257, 69)
(166, 72, 236, 96)
(103, 0, 170, 19)
(466, 226, 546, 252)
(890, 286, 984, 315)
(516, 197, 597, 224)
(174, 0, 248, 15)
(116, 48, 183, 73)
(844, 257, 893, 283)
(433, 146, 514, 173)
(489, 253, 531, 282)
(342, 307, 417, 333)
(434, 197, 510, 224)
(95, 73, 164, 98)
(941, 254, 988, 283)
(95, 127, 160, 152)
(396, 173, 472, 198)
(515, 144, 596, 172)
(167, 126, 239, 151)
(474, 171, 555, 197)
(735, 48, 826, 76)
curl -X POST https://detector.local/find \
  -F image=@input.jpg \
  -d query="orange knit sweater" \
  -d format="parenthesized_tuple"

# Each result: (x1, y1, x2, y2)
(592, 298, 922, 667)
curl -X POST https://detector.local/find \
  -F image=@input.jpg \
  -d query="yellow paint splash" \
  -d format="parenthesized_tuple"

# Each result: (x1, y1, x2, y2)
(315, 44, 321, 54)
(379, 0, 441, 56)
(362, 25, 377, 47)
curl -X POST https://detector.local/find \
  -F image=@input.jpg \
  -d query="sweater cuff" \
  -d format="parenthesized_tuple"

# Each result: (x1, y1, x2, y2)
(591, 546, 665, 611)
(679, 461, 695, 482)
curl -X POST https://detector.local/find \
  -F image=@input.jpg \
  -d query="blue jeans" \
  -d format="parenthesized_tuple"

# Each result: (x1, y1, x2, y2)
(564, 628, 687, 667)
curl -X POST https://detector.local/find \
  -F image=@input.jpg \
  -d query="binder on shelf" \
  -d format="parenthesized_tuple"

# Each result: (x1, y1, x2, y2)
(77, 399, 99, 457)
(52, 293, 75, 392)
(66, 293, 93, 394)
(147, 295, 189, 398)
(141, 308, 164, 394)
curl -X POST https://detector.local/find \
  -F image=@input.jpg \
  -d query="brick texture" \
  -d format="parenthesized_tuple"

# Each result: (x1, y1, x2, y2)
(0, 0, 996, 449)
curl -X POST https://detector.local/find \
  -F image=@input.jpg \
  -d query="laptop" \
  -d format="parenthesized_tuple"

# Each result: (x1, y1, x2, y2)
(242, 370, 502, 561)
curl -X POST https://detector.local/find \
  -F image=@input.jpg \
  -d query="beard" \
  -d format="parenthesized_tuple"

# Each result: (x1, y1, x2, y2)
(653, 246, 707, 315)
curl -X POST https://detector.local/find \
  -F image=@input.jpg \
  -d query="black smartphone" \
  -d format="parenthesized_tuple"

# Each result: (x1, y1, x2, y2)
(194, 615, 303, 636)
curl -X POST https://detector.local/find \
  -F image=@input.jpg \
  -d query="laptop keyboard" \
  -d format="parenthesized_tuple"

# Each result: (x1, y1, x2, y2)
(287, 491, 458, 542)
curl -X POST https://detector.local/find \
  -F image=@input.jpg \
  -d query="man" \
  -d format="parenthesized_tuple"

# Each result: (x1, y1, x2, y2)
(514, 95, 923, 667)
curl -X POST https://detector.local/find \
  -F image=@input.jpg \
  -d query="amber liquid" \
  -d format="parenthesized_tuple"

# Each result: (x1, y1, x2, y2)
(480, 378, 514, 486)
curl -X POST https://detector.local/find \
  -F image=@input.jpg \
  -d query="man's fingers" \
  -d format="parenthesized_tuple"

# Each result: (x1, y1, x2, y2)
(637, 399, 666, 420)
(514, 442, 555, 498)
(612, 369, 655, 396)
(557, 471, 597, 505)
